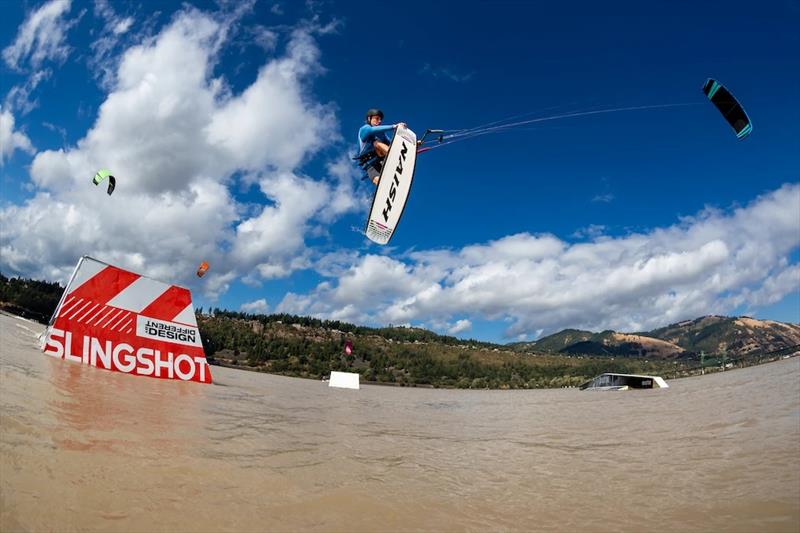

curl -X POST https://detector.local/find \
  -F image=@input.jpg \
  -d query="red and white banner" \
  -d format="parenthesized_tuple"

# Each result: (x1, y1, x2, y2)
(42, 256, 213, 384)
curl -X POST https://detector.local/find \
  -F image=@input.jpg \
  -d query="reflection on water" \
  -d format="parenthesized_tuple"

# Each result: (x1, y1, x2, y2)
(46, 353, 209, 456)
(2, 313, 799, 532)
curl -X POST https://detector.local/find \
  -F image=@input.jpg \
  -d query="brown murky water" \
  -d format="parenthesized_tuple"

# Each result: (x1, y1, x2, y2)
(1, 312, 798, 532)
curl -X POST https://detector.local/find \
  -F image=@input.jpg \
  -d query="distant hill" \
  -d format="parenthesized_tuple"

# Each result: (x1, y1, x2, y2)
(512, 316, 800, 359)
(559, 332, 685, 358)
(510, 328, 594, 353)
(513, 330, 685, 358)
(2, 272, 797, 388)
(196, 311, 675, 389)
(645, 315, 800, 356)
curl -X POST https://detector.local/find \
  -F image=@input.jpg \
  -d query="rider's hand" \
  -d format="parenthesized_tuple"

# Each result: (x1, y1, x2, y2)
(396, 122, 407, 129)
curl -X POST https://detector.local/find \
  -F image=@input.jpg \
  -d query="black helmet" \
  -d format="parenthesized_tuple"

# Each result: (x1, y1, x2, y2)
(365, 108, 384, 121)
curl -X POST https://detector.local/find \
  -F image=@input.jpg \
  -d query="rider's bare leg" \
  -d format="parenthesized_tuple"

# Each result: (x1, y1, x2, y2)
(373, 140, 389, 157)
(371, 140, 390, 185)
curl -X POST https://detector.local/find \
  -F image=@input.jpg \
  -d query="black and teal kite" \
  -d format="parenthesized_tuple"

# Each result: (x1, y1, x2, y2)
(702, 79, 752, 139)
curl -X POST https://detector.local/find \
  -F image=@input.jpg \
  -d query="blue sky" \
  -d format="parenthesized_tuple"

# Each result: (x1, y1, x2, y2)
(1, 0, 798, 342)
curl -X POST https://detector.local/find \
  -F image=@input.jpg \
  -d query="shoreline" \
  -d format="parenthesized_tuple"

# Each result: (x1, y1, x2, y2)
(7, 309, 798, 389)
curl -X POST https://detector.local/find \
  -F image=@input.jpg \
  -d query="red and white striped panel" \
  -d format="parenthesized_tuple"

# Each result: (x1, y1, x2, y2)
(42, 257, 212, 384)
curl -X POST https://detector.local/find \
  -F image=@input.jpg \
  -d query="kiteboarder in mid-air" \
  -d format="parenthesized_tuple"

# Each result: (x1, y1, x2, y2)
(356, 108, 406, 185)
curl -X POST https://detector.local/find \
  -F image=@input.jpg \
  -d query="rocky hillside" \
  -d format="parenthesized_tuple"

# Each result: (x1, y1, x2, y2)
(512, 316, 799, 358)
(645, 315, 800, 356)
(559, 332, 685, 358)
(513, 330, 685, 358)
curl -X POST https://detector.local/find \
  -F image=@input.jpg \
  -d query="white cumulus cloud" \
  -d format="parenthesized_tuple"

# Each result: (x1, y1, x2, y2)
(2, 0, 75, 71)
(448, 319, 472, 335)
(0, 8, 358, 295)
(241, 298, 269, 314)
(88, 0, 136, 90)
(0, 106, 35, 163)
(278, 184, 800, 338)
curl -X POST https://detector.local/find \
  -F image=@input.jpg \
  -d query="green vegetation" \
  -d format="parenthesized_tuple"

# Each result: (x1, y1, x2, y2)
(202, 308, 498, 349)
(509, 328, 594, 353)
(2, 274, 795, 389)
(197, 310, 687, 388)
(0, 273, 63, 323)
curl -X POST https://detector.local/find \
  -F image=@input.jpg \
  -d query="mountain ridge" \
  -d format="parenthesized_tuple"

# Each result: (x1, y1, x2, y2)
(511, 315, 800, 358)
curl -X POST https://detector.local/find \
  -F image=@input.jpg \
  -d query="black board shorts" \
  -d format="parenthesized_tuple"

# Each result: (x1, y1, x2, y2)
(366, 159, 383, 181)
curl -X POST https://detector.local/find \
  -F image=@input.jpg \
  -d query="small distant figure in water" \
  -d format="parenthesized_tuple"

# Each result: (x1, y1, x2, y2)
(356, 108, 406, 185)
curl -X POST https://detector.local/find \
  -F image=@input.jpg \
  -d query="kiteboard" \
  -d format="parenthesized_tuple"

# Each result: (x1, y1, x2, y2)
(364, 126, 417, 245)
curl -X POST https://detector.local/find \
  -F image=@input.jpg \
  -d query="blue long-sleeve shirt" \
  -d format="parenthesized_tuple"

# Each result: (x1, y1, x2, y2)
(357, 124, 394, 157)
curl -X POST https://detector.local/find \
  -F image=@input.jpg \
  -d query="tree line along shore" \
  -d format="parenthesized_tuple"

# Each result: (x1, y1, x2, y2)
(2, 273, 795, 389)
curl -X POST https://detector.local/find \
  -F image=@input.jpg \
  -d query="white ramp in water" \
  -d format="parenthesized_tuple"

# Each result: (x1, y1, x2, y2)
(329, 371, 360, 389)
